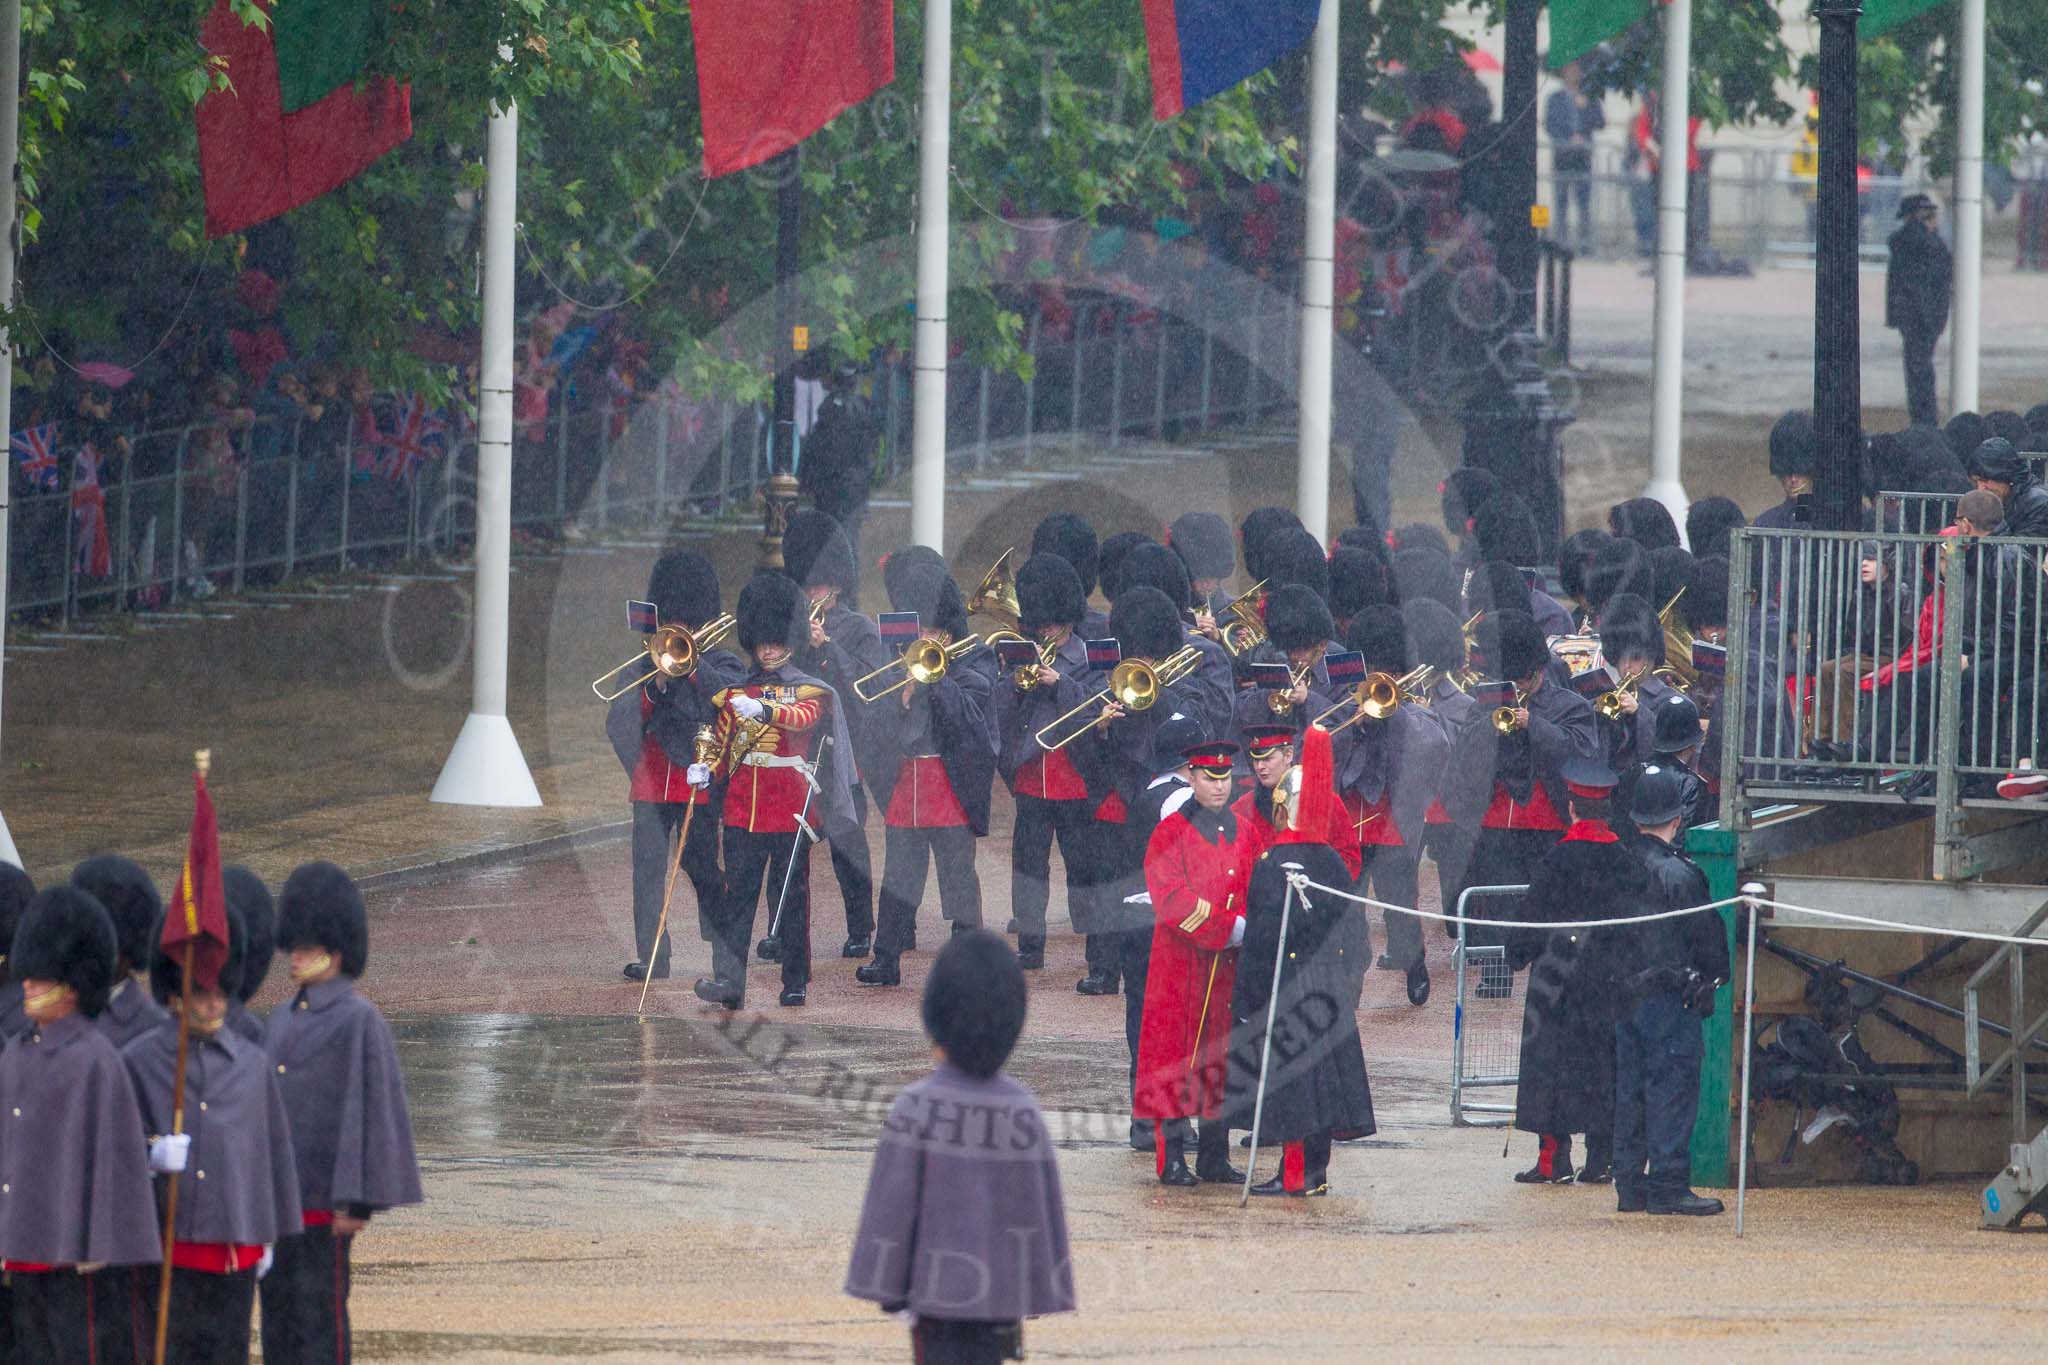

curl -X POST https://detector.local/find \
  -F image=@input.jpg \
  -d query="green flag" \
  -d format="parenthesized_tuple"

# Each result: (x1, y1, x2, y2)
(1548, 0, 1650, 70)
(1860, 0, 1947, 37)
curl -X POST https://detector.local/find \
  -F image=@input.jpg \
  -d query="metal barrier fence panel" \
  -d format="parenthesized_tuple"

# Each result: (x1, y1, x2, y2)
(1452, 883, 1530, 1128)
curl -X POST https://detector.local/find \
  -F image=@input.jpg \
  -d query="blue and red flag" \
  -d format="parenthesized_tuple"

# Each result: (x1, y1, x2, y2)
(994, 639, 1042, 670)
(10, 424, 60, 490)
(378, 393, 447, 484)
(1692, 640, 1728, 681)
(627, 599, 660, 633)
(1141, 0, 1321, 120)
(1472, 680, 1518, 709)
(1324, 650, 1366, 689)
(1085, 639, 1123, 672)
(879, 611, 922, 645)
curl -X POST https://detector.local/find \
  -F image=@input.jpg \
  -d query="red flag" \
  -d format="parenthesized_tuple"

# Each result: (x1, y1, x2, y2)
(689, 0, 895, 178)
(161, 770, 233, 993)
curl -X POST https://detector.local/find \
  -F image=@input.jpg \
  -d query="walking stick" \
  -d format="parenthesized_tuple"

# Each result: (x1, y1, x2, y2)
(1240, 869, 1302, 1208)
(638, 724, 717, 1017)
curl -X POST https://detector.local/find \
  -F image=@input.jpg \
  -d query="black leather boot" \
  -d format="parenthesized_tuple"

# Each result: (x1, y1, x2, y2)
(1016, 935, 1046, 969)
(1195, 1121, 1242, 1183)
(1158, 1133, 1198, 1187)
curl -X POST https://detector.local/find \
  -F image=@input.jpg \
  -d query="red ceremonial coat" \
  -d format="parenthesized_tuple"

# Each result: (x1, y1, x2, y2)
(1134, 797, 1246, 1122)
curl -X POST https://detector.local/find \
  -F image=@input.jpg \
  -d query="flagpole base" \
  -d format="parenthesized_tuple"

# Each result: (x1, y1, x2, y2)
(431, 712, 542, 807)
(0, 810, 18, 870)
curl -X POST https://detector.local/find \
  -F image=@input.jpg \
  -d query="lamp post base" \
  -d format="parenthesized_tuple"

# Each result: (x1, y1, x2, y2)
(431, 712, 543, 807)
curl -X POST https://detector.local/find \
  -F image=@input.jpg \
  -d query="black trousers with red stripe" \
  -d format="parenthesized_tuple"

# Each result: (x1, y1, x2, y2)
(260, 1224, 353, 1365)
(9, 1267, 150, 1365)
(161, 1267, 256, 1365)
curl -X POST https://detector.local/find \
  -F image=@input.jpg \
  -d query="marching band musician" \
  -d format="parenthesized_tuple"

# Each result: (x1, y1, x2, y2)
(781, 510, 887, 963)
(1166, 511, 1238, 630)
(1133, 738, 1247, 1188)
(1111, 542, 1234, 738)
(855, 561, 999, 988)
(1231, 584, 1339, 742)
(1592, 592, 1678, 773)
(1222, 725, 1375, 1197)
(1333, 606, 1449, 1006)
(1032, 512, 1110, 636)
(71, 854, 171, 1049)
(606, 550, 746, 984)
(994, 553, 1096, 971)
(690, 571, 861, 1010)
(1459, 610, 1603, 996)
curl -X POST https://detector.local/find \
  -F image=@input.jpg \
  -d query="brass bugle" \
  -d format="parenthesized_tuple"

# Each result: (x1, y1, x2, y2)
(808, 590, 839, 627)
(1312, 665, 1430, 734)
(1034, 646, 1202, 751)
(590, 613, 737, 702)
(853, 633, 999, 703)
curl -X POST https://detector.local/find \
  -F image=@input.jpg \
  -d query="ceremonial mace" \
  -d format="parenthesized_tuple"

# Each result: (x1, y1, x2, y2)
(638, 724, 718, 1017)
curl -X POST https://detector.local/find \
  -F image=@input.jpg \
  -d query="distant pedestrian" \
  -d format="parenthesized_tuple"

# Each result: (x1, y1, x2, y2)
(798, 365, 882, 566)
(1545, 62, 1605, 252)
(1886, 194, 1952, 427)
(845, 931, 1076, 1362)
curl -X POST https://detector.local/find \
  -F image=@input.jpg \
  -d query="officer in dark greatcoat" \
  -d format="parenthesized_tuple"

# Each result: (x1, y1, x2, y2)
(1885, 193, 1952, 427)
(1508, 754, 1648, 1187)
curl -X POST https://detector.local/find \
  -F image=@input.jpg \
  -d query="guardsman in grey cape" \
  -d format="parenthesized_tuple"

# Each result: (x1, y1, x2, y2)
(72, 854, 172, 1049)
(261, 861, 424, 1364)
(224, 864, 277, 1044)
(0, 886, 163, 1362)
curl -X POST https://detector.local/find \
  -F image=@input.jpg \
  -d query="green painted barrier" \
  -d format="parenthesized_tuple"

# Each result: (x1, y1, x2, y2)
(1685, 823, 1740, 1188)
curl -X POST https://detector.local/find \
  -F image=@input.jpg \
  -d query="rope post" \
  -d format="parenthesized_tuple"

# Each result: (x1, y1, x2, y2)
(1241, 871, 1301, 1208)
(1736, 885, 1762, 1237)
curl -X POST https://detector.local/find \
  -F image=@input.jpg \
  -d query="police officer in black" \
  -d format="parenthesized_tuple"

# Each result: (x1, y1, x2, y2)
(1613, 764, 1731, 1215)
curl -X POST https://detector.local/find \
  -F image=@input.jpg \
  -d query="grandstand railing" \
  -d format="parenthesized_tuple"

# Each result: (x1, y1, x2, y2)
(1720, 522, 2048, 878)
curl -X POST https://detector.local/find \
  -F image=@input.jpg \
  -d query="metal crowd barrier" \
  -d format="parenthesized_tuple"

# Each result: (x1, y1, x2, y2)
(1451, 883, 1529, 1128)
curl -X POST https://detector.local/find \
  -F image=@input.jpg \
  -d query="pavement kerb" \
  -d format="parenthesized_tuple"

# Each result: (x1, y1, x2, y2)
(353, 817, 630, 895)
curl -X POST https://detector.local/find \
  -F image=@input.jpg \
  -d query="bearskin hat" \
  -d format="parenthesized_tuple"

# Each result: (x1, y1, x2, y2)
(1108, 586, 1184, 661)
(1585, 537, 1653, 618)
(276, 860, 370, 979)
(1392, 547, 1460, 612)
(1265, 583, 1334, 652)
(780, 509, 858, 594)
(1440, 467, 1500, 539)
(1598, 592, 1665, 668)
(1097, 531, 1154, 601)
(1239, 507, 1304, 583)
(1328, 548, 1390, 625)
(1015, 552, 1086, 633)
(1333, 524, 1385, 555)
(1985, 409, 2030, 447)
(1264, 528, 1329, 601)
(1345, 604, 1409, 674)
(1557, 528, 1613, 605)
(150, 896, 247, 1007)
(1468, 559, 1530, 619)
(1404, 598, 1466, 675)
(922, 930, 1026, 1079)
(1493, 608, 1550, 682)
(1031, 513, 1100, 597)
(646, 550, 720, 630)
(1648, 545, 1695, 612)
(1683, 557, 1730, 631)
(1608, 497, 1682, 551)
(1167, 512, 1235, 582)
(1389, 522, 1451, 560)
(736, 570, 804, 654)
(70, 854, 161, 973)
(224, 865, 276, 1005)
(12, 886, 118, 1018)
(1471, 492, 1543, 566)
(1769, 409, 1817, 478)
(881, 546, 948, 605)
(1944, 410, 1988, 468)
(1684, 497, 1745, 561)
(888, 563, 971, 641)
(0, 862, 34, 982)
(1117, 542, 1192, 612)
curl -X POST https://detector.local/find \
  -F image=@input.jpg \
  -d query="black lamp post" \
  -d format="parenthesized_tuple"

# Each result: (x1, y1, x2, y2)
(1811, 1, 1864, 532)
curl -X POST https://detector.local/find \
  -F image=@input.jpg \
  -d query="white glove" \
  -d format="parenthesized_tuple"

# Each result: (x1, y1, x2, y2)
(148, 1133, 190, 1174)
(686, 762, 712, 788)
(1229, 918, 1247, 948)
(256, 1245, 275, 1280)
(729, 693, 766, 721)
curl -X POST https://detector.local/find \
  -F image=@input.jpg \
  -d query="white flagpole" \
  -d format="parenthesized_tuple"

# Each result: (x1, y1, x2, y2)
(432, 57, 541, 807)
(0, 0, 23, 867)
(1644, 0, 1692, 537)
(909, 0, 952, 551)
(1949, 0, 1984, 416)
(1294, 0, 1339, 545)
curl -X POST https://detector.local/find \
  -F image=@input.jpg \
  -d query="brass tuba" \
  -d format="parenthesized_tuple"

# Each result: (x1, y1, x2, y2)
(1034, 647, 1203, 751)
(590, 614, 737, 702)
(1654, 586, 1698, 693)
(967, 549, 1023, 633)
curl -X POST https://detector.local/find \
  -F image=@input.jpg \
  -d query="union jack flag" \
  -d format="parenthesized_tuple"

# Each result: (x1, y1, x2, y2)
(10, 424, 59, 490)
(71, 445, 112, 579)
(379, 394, 449, 483)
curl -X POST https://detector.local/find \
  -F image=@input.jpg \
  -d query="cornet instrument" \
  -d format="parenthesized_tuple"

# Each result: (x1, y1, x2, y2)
(1595, 667, 1647, 721)
(1492, 685, 1530, 735)
(967, 548, 1023, 632)
(1015, 634, 1060, 691)
(1218, 579, 1271, 657)
(1034, 646, 1203, 751)
(808, 590, 839, 628)
(1266, 662, 1314, 716)
(854, 633, 1000, 702)
(590, 613, 737, 701)
(1312, 666, 1431, 735)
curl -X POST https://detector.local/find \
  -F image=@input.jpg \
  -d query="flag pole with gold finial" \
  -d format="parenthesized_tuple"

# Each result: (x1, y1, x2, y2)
(153, 749, 207, 1365)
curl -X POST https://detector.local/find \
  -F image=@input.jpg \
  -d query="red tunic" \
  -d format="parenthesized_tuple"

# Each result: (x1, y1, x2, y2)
(1134, 801, 1245, 1121)
(627, 692, 708, 806)
(883, 756, 968, 828)
(1480, 780, 1565, 831)
(1339, 789, 1403, 848)
(707, 681, 827, 834)
(1014, 747, 1088, 801)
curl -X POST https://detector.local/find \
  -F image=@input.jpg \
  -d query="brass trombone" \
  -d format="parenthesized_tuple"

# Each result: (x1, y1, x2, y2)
(1034, 646, 1203, 751)
(1595, 667, 1647, 721)
(590, 614, 737, 702)
(1312, 665, 1431, 734)
(854, 633, 1013, 703)
(1492, 684, 1530, 735)
(1218, 580, 1270, 657)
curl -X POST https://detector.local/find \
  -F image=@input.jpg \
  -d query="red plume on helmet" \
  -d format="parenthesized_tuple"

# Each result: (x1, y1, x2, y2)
(1275, 724, 1339, 845)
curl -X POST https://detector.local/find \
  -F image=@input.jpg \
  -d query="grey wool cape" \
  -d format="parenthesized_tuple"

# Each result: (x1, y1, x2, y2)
(844, 1063, 1077, 1322)
(265, 977, 424, 1213)
(0, 1013, 162, 1266)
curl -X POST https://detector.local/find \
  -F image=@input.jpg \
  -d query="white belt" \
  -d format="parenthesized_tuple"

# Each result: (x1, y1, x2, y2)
(740, 752, 808, 769)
